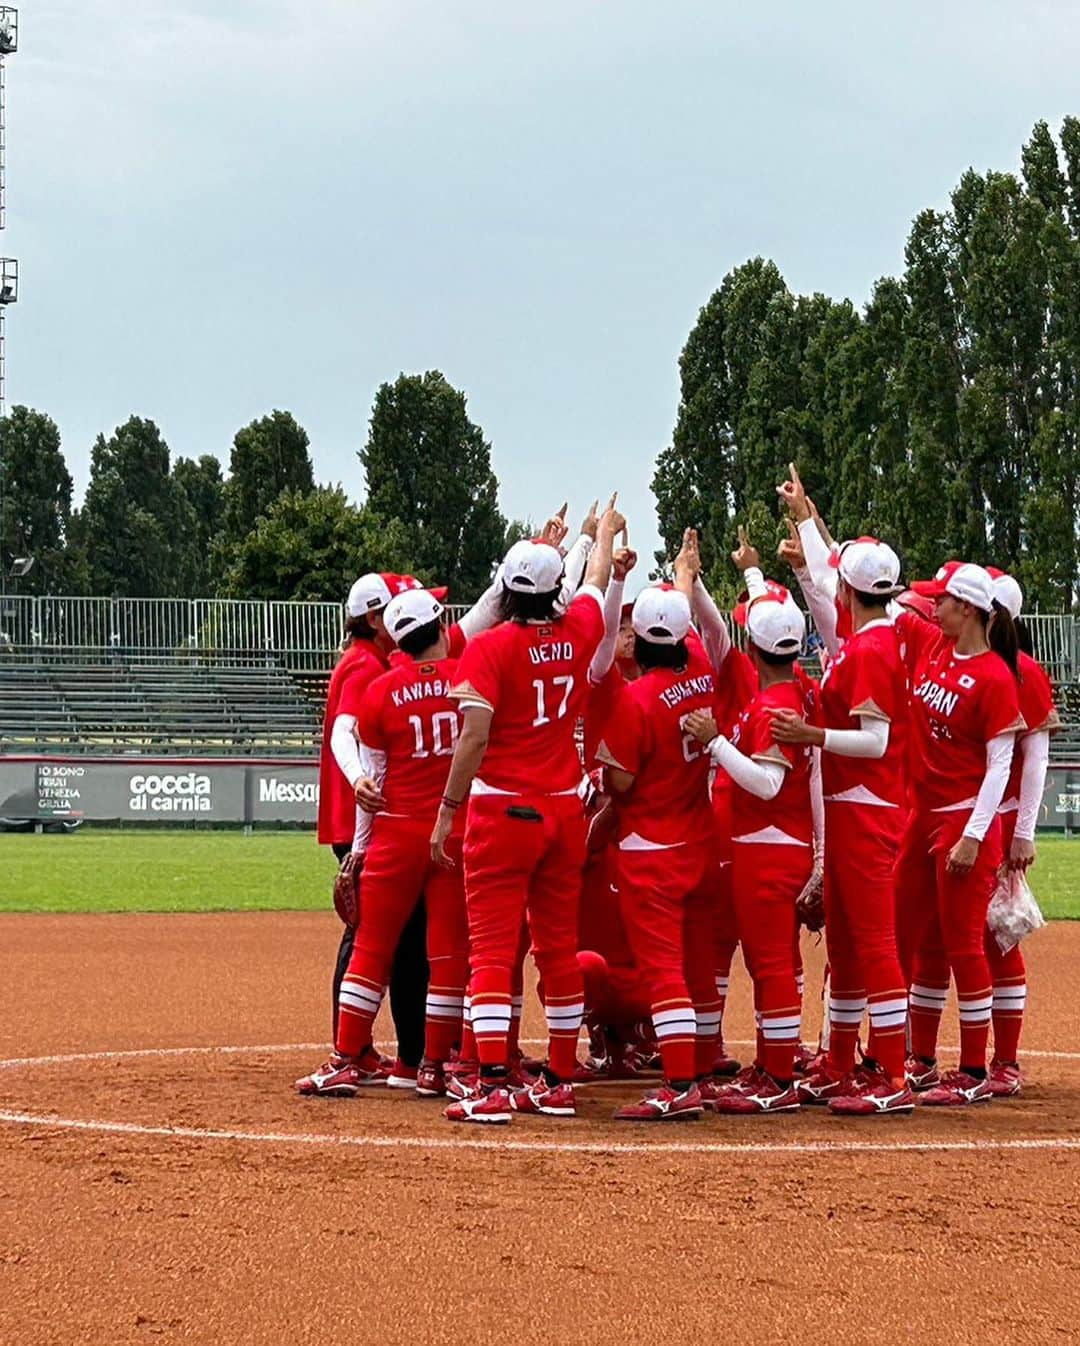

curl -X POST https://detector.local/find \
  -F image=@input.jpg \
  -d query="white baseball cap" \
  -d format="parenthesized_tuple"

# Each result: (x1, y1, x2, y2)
(384, 589, 444, 644)
(346, 572, 394, 618)
(830, 536, 903, 596)
(631, 587, 692, 645)
(501, 540, 564, 594)
(747, 593, 805, 657)
(987, 568, 1023, 619)
(911, 561, 995, 614)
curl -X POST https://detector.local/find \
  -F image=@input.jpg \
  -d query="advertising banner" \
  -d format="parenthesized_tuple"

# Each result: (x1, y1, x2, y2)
(0, 757, 320, 826)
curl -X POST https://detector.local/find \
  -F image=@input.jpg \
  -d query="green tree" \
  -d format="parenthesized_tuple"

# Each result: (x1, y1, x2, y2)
(219, 486, 415, 602)
(173, 454, 225, 595)
(221, 410, 314, 544)
(359, 371, 507, 599)
(0, 406, 72, 593)
(76, 416, 195, 597)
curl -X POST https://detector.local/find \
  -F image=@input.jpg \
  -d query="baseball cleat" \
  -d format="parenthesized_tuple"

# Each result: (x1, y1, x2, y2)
(796, 1066, 854, 1105)
(987, 1060, 1022, 1097)
(294, 1050, 389, 1097)
(510, 1080, 577, 1117)
(444, 1086, 513, 1124)
(697, 1076, 739, 1111)
(613, 1083, 704, 1122)
(713, 1068, 800, 1115)
(905, 1056, 942, 1092)
(920, 1070, 993, 1106)
(385, 1058, 418, 1089)
(712, 1050, 742, 1078)
(792, 1044, 819, 1077)
(416, 1058, 447, 1097)
(827, 1067, 915, 1116)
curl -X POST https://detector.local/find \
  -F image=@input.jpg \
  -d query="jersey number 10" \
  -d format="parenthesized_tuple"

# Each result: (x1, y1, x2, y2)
(408, 711, 460, 759)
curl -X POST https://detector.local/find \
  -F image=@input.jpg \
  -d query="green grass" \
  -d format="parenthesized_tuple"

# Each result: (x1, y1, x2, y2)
(0, 829, 335, 913)
(0, 828, 1077, 917)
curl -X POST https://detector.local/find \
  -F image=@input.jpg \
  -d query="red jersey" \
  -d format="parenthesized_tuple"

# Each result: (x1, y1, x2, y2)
(599, 638, 716, 848)
(1002, 651, 1058, 806)
(317, 641, 388, 845)
(730, 680, 813, 846)
(817, 618, 909, 809)
(451, 588, 606, 795)
(709, 647, 759, 848)
(909, 645, 1024, 812)
(583, 664, 625, 769)
(355, 655, 462, 825)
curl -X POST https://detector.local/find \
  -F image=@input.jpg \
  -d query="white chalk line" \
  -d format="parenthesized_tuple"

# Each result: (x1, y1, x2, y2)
(0, 1041, 1077, 1157)
(0, 1106, 1077, 1157)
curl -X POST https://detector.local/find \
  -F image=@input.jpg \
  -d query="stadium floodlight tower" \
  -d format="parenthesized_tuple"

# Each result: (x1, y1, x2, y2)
(0, 8, 14, 416)
(0, 256, 15, 411)
(0, 8, 16, 230)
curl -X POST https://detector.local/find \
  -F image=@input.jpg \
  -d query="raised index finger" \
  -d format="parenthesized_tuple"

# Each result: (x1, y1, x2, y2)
(788, 462, 803, 490)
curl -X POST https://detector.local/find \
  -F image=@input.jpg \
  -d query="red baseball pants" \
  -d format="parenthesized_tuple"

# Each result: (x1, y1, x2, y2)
(463, 792, 586, 1080)
(896, 808, 1003, 1071)
(337, 815, 467, 1063)
(823, 802, 907, 1080)
(617, 841, 720, 1083)
(731, 840, 810, 1081)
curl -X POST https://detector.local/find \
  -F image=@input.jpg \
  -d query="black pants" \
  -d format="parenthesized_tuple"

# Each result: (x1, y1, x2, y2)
(330, 842, 429, 1067)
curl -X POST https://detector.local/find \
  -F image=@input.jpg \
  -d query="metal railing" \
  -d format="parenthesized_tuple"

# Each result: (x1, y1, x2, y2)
(0, 593, 1076, 677)
(0, 594, 472, 670)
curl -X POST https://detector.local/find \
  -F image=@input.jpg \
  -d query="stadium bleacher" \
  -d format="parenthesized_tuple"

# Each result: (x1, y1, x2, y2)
(0, 655, 320, 756)
(0, 595, 1076, 762)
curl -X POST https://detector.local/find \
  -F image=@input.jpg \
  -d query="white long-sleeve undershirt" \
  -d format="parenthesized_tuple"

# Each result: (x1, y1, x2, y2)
(795, 518, 842, 656)
(707, 734, 786, 800)
(690, 576, 732, 673)
(963, 732, 1016, 843)
(810, 748, 825, 864)
(589, 576, 625, 683)
(556, 533, 593, 613)
(822, 715, 890, 759)
(331, 713, 363, 787)
(1014, 730, 1050, 842)
(457, 575, 503, 640)
(350, 743, 387, 853)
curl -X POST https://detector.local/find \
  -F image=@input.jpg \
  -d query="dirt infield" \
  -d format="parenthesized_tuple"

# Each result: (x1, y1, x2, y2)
(2, 913, 1079, 1345)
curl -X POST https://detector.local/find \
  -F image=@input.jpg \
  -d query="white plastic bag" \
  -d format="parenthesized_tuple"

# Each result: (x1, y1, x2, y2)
(986, 868, 1046, 954)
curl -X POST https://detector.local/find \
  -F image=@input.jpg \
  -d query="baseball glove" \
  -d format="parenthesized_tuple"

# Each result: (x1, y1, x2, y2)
(795, 866, 825, 934)
(333, 850, 362, 927)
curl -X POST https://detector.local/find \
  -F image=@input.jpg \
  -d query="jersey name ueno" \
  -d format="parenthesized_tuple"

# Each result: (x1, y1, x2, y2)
(528, 642, 575, 665)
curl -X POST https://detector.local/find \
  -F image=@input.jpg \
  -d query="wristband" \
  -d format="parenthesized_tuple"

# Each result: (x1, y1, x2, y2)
(440, 796, 462, 811)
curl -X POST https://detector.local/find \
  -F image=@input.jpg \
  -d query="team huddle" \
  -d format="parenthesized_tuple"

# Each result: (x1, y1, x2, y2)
(296, 463, 1058, 1123)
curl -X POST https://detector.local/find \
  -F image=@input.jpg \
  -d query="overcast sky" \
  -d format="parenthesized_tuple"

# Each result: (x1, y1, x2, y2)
(9, 1, 1080, 575)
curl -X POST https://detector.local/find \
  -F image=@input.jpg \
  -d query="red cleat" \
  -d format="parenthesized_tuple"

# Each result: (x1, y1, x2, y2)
(613, 1083, 704, 1121)
(294, 1049, 389, 1097)
(416, 1059, 447, 1097)
(827, 1067, 915, 1116)
(444, 1086, 513, 1124)
(792, 1044, 818, 1077)
(712, 1050, 742, 1078)
(510, 1080, 577, 1117)
(714, 1068, 800, 1115)
(386, 1059, 418, 1089)
(988, 1060, 1022, 1097)
(796, 1066, 854, 1105)
(905, 1056, 942, 1092)
(920, 1070, 993, 1106)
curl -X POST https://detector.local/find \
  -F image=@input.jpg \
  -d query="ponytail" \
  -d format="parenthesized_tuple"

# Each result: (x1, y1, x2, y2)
(1014, 615, 1034, 658)
(985, 600, 1019, 677)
